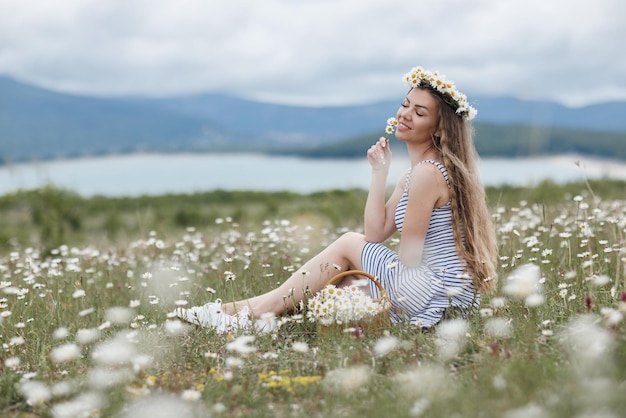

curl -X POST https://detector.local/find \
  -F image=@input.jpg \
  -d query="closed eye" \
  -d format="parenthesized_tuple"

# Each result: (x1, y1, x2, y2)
(401, 99, 425, 116)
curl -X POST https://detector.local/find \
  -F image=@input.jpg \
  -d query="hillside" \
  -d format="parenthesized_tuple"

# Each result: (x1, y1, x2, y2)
(281, 124, 626, 160)
(1, 75, 626, 164)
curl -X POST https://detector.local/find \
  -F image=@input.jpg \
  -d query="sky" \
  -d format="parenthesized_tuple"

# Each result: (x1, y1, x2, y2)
(1, 0, 625, 107)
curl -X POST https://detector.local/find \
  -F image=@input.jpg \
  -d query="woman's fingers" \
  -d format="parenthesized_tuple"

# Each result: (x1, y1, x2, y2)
(368, 137, 391, 166)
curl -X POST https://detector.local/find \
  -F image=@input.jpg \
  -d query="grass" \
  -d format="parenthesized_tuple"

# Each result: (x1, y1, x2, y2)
(0, 181, 625, 417)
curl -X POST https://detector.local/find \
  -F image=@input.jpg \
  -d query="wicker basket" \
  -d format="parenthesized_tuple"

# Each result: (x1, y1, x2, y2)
(316, 270, 391, 335)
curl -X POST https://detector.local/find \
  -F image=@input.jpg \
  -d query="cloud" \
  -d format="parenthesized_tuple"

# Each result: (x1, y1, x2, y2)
(0, 0, 624, 106)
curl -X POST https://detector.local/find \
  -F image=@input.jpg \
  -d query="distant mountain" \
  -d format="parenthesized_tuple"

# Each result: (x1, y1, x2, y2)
(130, 92, 626, 139)
(1, 75, 625, 164)
(0, 76, 231, 163)
(472, 96, 626, 133)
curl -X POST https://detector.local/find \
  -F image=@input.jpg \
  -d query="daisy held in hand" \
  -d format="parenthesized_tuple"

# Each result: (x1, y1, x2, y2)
(385, 117, 398, 139)
(379, 117, 398, 165)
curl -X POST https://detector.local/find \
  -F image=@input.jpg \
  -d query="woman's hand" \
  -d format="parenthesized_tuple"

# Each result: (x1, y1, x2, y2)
(367, 137, 392, 169)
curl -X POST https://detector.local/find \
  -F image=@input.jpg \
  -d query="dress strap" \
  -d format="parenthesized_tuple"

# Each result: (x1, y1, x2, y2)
(409, 159, 451, 189)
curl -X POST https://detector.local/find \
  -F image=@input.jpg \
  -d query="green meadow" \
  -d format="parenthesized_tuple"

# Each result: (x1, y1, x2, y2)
(1, 179, 625, 417)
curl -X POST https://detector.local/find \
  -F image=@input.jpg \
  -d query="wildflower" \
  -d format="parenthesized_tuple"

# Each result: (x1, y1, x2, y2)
(91, 334, 138, 366)
(226, 335, 256, 355)
(105, 306, 135, 324)
(307, 284, 386, 324)
(435, 319, 468, 360)
(164, 319, 188, 336)
(132, 354, 153, 373)
(490, 297, 507, 309)
(97, 321, 112, 332)
(88, 367, 133, 390)
(592, 274, 611, 287)
(76, 328, 101, 345)
(50, 343, 81, 363)
(374, 335, 399, 356)
(525, 293, 545, 307)
(394, 364, 452, 398)
(585, 295, 593, 310)
(72, 289, 86, 298)
(561, 314, 613, 371)
(480, 308, 494, 317)
(484, 317, 512, 338)
(292, 342, 309, 353)
(5, 357, 20, 369)
(409, 398, 431, 417)
(3, 286, 22, 295)
(213, 403, 227, 414)
(600, 307, 623, 326)
(181, 389, 202, 401)
(503, 403, 547, 418)
(225, 357, 244, 368)
(324, 365, 371, 394)
(385, 117, 398, 138)
(78, 307, 95, 317)
(503, 264, 541, 298)
(492, 375, 507, 390)
(53, 327, 70, 339)
(10, 336, 25, 346)
(51, 392, 105, 417)
(222, 369, 234, 380)
(19, 381, 51, 406)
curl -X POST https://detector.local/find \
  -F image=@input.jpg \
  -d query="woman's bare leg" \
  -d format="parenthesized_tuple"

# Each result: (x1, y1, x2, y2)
(222, 232, 368, 317)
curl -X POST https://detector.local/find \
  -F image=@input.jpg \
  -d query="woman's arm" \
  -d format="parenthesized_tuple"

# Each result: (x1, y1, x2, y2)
(363, 137, 404, 242)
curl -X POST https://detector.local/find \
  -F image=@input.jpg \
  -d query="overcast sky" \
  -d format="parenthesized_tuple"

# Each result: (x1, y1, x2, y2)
(1, 0, 624, 107)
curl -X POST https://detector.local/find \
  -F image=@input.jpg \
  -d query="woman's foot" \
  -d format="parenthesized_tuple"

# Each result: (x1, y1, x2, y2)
(174, 299, 251, 334)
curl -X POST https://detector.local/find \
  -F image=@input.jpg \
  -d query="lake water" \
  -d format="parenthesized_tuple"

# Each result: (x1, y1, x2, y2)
(0, 153, 625, 197)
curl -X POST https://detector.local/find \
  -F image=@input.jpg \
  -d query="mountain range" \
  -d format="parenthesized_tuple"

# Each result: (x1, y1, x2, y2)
(1, 75, 625, 164)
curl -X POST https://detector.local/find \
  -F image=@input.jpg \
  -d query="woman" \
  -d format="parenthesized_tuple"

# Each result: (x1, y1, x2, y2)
(175, 66, 498, 333)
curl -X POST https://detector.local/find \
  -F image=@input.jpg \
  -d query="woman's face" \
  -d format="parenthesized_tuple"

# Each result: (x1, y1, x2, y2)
(395, 88, 440, 144)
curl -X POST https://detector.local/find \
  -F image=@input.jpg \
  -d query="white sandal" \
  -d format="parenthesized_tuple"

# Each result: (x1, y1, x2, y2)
(175, 299, 253, 334)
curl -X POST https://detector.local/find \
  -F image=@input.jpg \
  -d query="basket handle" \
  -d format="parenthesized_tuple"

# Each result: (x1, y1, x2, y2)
(325, 270, 388, 299)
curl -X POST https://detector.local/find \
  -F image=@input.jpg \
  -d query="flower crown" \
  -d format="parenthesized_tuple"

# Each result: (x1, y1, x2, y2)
(403, 66, 477, 121)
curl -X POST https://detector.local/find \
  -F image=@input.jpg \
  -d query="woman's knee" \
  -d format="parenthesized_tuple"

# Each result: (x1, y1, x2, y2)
(338, 231, 366, 243)
(335, 232, 367, 262)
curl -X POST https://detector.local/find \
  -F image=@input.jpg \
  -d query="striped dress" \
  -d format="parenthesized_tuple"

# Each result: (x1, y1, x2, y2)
(362, 160, 479, 327)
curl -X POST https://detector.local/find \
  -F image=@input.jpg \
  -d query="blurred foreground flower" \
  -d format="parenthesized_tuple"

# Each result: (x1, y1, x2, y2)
(503, 264, 544, 307)
(435, 319, 468, 360)
(394, 364, 454, 399)
(561, 314, 614, 374)
(50, 343, 81, 363)
(374, 335, 399, 356)
(226, 335, 256, 355)
(484, 317, 512, 338)
(105, 306, 135, 325)
(323, 365, 371, 394)
(120, 393, 205, 418)
(19, 380, 51, 406)
(51, 391, 106, 418)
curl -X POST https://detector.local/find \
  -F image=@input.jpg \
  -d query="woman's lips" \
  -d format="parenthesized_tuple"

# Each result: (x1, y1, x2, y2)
(398, 122, 411, 130)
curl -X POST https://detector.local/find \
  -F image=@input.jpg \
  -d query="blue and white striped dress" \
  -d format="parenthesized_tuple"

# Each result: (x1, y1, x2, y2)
(362, 160, 479, 327)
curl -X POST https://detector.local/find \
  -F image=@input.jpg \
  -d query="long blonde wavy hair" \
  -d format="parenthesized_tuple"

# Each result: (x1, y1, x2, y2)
(425, 88, 498, 293)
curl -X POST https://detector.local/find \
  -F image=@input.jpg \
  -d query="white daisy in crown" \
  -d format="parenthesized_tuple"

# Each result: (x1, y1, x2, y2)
(402, 66, 477, 121)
